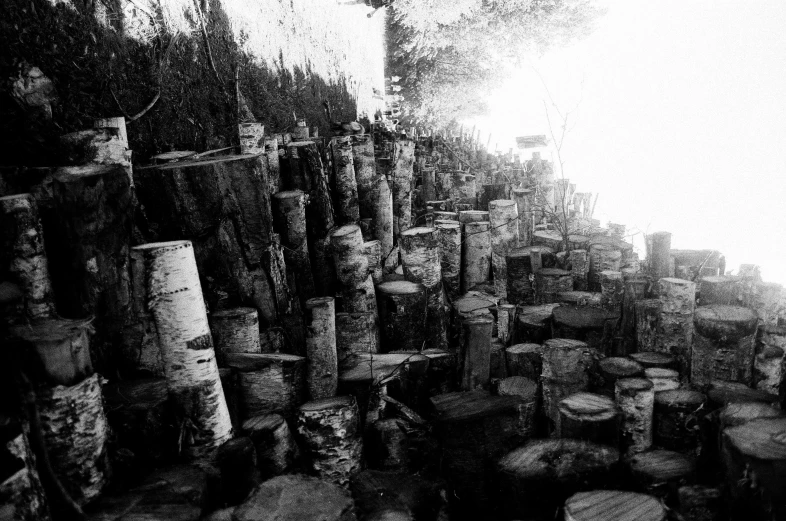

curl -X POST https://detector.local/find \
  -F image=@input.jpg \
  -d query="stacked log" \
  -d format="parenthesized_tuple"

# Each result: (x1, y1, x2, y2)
(511, 188, 533, 246)
(615, 378, 655, 455)
(540, 338, 601, 435)
(0, 193, 56, 321)
(376, 281, 427, 352)
(331, 224, 376, 315)
(434, 220, 462, 301)
(691, 305, 758, 386)
(506, 343, 545, 381)
(462, 221, 491, 291)
(209, 307, 261, 364)
(657, 278, 696, 378)
(459, 316, 493, 390)
(557, 392, 620, 445)
(133, 241, 232, 459)
(399, 227, 447, 349)
(304, 297, 338, 400)
(364, 240, 384, 284)
(496, 376, 539, 438)
(497, 439, 620, 520)
(563, 490, 666, 521)
(488, 200, 519, 298)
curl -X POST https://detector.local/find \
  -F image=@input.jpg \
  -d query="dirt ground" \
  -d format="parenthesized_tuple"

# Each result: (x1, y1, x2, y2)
(0, 0, 386, 164)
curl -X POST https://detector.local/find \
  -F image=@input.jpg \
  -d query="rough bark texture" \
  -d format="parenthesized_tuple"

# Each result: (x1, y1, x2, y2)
(36, 372, 109, 504)
(511, 188, 533, 247)
(0, 417, 51, 521)
(134, 241, 232, 459)
(497, 303, 516, 345)
(391, 140, 415, 241)
(755, 325, 786, 398)
(654, 390, 706, 454)
(630, 352, 675, 370)
(557, 392, 620, 446)
(239, 122, 265, 154)
(588, 245, 621, 292)
(435, 220, 461, 302)
(216, 437, 260, 505)
(551, 306, 618, 353)
(506, 343, 545, 381)
(497, 439, 620, 521)
(209, 307, 261, 365)
(305, 297, 338, 400)
(657, 278, 696, 378)
(600, 270, 624, 311)
(496, 376, 538, 438)
(569, 249, 590, 291)
(273, 190, 316, 306)
(535, 268, 572, 304)
(699, 276, 740, 306)
(0, 193, 56, 322)
(564, 490, 665, 521)
(691, 305, 758, 386)
(459, 316, 493, 391)
(241, 413, 299, 479)
(364, 240, 384, 284)
(375, 176, 395, 268)
(619, 273, 650, 355)
(635, 299, 661, 352)
(225, 352, 306, 421)
(400, 227, 448, 350)
(296, 395, 363, 487)
(376, 281, 427, 353)
(458, 210, 489, 224)
(488, 200, 518, 299)
(331, 136, 361, 224)
(615, 377, 655, 455)
(462, 221, 491, 292)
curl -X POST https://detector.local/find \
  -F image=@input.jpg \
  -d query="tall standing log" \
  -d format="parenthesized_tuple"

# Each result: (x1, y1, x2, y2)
(648, 231, 672, 280)
(600, 270, 624, 311)
(462, 221, 491, 292)
(512, 188, 532, 246)
(755, 324, 786, 397)
(691, 305, 758, 386)
(351, 136, 377, 221)
(615, 378, 655, 455)
(391, 140, 415, 241)
(273, 190, 315, 305)
(335, 312, 378, 363)
(657, 278, 696, 378)
(133, 241, 232, 458)
(535, 268, 573, 304)
(330, 224, 370, 302)
(699, 276, 740, 306)
(376, 281, 427, 352)
(305, 297, 338, 400)
(0, 193, 56, 321)
(296, 396, 363, 487)
(435, 220, 461, 301)
(488, 200, 518, 298)
(506, 343, 545, 381)
(241, 413, 299, 479)
(209, 307, 261, 365)
(51, 164, 132, 371)
(506, 250, 536, 305)
(620, 272, 650, 355)
(459, 316, 493, 390)
(635, 299, 661, 352)
(330, 136, 360, 224)
(364, 240, 384, 284)
(598, 357, 643, 397)
(375, 176, 395, 267)
(264, 137, 281, 194)
(400, 227, 448, 350)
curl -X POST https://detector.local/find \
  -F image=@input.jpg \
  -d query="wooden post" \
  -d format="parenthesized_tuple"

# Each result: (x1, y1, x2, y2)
(435, 220, 461, 301)
(654, 390, 706, 454)
(392, 140, 415, 241)
(497, 439, 620, 521)
(615, 378, 655, 455)
(330, 136, 361, 224)
(462, 221, 491, 292)
(459, 316, 493, 390)
(241, 414, 299, 479)
(648, 231, 672, 279)
(296, 396, 363, 486)
(657, 278, 696, 378)
(557, 392, 620, 445)
(133, 241, 232, 459)
(0, 193, 56, 321)
(209, 307, 261, 364)
(691, 305, 758, 386)
(376, 281, 427, 352)
(563, 491, 665, 521)
(273, 190, 316, 305)
(540, 338, 601, 435)
(400, 227, 447, 350)
(489, 200, 518, 298)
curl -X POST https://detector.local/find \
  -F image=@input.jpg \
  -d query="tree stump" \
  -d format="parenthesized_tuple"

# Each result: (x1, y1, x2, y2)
(241, 414, 299, 479)
(563, 490, 665, 521)
(629, 449, 695, 505)
(265, 137, 281, 194)
(721, 417, 786, 521)
(541, 338, 601, 435)
(496, 439, 620, 521)
(375, 176, 395, 268)
(699, 276, 740, 306)
(296, 395, 363, 486)
(459, 316, 493, 390)
(376, 281, 427, 353)
(557, 392, 620, 446)
(645, 368, 680, 392)
(273, 190, 316, 306)
(12, 318, 93, 387)
(535, 268, 572, 304)
(421, 167, 437, 203)
(616, 378, 655, 455)
(598, 357, 643, 397)
(209, 307, 261, 364)
(0, 193, 56, 321)
(233, 474, 355, 521)
(36, 373, 109, 504)
(512, 188, 533, 246)
(225, 352, 306, 421)
(0, 415, 51, 520)
(512, 307, 554, 345)
(488, 200, 519, 298)
(479, 184, 507, 211)
(461, 221, 491, 292)
(630, 351, 675, 370)
(366, 418, 410, 473)
(435, 220, 461, 301)
(421, 348, 457, 398)
(400, 227, 447, 350)
(364, 240, 384, 284)
(648, 231, 672, 280)
(305, 297, 338, 400)
(600, 270, 624, 311)
(133, 241, 232, 459)
(654, 390, 706, 454)
(506, 250, 538, 305)
(635, 299, 660, 352)
(532, 230, 564, 252)
(331, 225, 378, 329)
(657, 278, 696, 378)
(497, 303, 516, 345)
(430, 390, 530, 518)
(391, 140, 415, 240)
(677, 485, 722, 521)
(691, 305, 758, 386)
(506, 343, 545, 381)
(551, 306, 618, 353)
(588, 244, 621, 291)
(336, 312, 378, 364)
(618, 272, 650, 355)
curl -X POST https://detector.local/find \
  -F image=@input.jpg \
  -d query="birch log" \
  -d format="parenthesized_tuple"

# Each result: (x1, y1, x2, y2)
(506, 343, 545, 381)
(557, 392, 620, 446)
(391, 140, 415, 240)
(488, 200, 519, 298)
(273, 190, 315, 305)
(364, 240, 384, 284)
(133, 241, 232, 458)
(588, 245, 621, 292)
(459, 316, 493, 390)
(657, 278, 696, 378)
(435, 220, 461, 301)
(648, 231, 672, 280)
(535, 268, 573, 304)
(400, 227, 448, 350)
(376, 280, 427, 352)
(209, 307, 261, 365)
(600, 270, 624, 311)
(335, 312, 378, 363)
(375, 176, 396, 268)
(225, 352, 306, 421)
(691, 305, 758, 386)
(330, 136, 360, 224)
(598, 357, 643, 397)
(755, 324, 786, 397)
(0, 193, 56, 321)
(512, 188, 532, 246)
(462, 221, 491, 292)
(615, 378, 655, 455)
(506, 250, 536, 305)
(305, 297, 338, 400)
(635, 299, 661, 352)
(241, 413, 299, 479)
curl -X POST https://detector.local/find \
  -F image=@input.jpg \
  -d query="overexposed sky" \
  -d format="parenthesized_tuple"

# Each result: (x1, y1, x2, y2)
(471, 0, 786, 284)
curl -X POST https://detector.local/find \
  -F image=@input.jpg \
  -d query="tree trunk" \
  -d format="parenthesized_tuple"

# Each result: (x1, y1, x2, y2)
(225, 352, 306, 421)
(506, 250, 536, 304)
(209, 307, 261, 365)
(0, 193, 56, 322)
(335, 312, 378, 367)
(305, 297, 338, 400)
(133, 240, 232, 459)
(497, 303, 516, 345)
(376, 281, 427, 353)
(588, 245, 621, 292)
(557, 392, 619, 446)
(511, 188, 532, 246)
(331, 136, 360, 224)
(616, 377, 655, 455)
(461, 221, 491, 292)
(657, 278, 696, 378)
(635, 299, 661, 352)
(598, 357, 643, 397)
(505, 343, 545, 381)
(364, 240, 384, 284)
(296, 396, 363, 487)
(375, 176, 395, 268)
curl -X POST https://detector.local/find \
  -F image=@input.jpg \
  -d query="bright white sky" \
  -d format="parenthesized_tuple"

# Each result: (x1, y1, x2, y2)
(470, 0, 786, 284)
